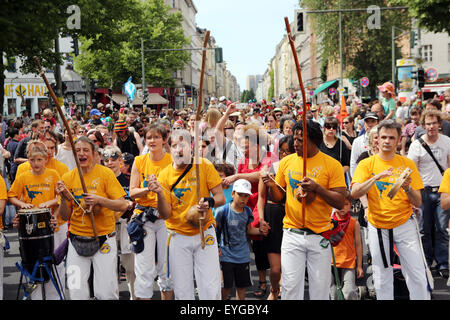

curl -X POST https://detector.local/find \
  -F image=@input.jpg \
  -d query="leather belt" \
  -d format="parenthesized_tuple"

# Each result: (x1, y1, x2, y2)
(424, 186, 439, 193)
(285, 228, 316, 236)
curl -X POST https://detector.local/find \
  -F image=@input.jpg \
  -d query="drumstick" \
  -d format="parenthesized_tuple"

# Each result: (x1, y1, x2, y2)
(34, 57, 99, 242)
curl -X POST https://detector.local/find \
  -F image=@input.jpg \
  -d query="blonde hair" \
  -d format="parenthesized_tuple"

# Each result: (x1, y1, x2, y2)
(206, 108, 222, 128)
(322, 105, 335, 117)
(26, 140, 48, 158)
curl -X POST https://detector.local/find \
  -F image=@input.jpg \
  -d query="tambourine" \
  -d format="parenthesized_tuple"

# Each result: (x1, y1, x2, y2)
(387, 168, 413, 200)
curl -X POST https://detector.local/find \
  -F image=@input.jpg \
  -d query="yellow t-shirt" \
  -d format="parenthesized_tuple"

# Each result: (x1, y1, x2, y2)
(16, 158, 69, 227)
(134, 152, 172, 208)
(438, 168, 450, 194)
(158, 157, 223, 236)
(0, 177, 7, 229)
(351, 154, 424, 229)
(61, 164, 126, 237)
(8, 168, 60, 208)
(16, 157, 69, 178)
(275, 152, 346, 233)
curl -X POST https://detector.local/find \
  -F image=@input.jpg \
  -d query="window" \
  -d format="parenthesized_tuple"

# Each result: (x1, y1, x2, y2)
(422, 44, 433, 62)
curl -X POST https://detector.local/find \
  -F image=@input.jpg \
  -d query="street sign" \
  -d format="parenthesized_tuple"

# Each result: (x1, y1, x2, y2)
(338, 87, 345, 93)
(361, 77, 369, 88)
(309, 90, 315, 96)
(329, 87, 336, 96)
(425, 67, 438, 82)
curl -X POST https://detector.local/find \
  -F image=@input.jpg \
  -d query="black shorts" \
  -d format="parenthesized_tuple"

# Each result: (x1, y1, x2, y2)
(221, 261, 252, 289)
(262, 203, 285, 254)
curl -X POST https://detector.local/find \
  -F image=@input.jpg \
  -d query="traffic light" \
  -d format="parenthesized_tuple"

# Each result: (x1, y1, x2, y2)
(143, 89, 148, 105)
(71, 36, 79, 56)
(418, 68, 425, 88)
(295, 10, 305, 33)
(215, 47, 223, 63)
(89, 79, 98, 96)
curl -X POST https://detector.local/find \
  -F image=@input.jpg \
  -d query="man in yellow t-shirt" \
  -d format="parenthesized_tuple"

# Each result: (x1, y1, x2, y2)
(352, 120, 430, 300)
(148, 129, 225, 300)
(57, 136, 127, 300)
(264, 120, 346, 300)
(439, 168, 450, 211)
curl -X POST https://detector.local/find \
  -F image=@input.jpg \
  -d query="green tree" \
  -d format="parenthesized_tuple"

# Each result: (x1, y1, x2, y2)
(301, 0, 409, 98)
(75, 0, 190, 91)
(0, 0, 140, 114)
(391, 0, 450, 34)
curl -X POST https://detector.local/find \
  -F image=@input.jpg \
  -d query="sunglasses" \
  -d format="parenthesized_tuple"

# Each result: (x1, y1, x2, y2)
(324, 124, 338, 130)
(343, 121, 350, 124)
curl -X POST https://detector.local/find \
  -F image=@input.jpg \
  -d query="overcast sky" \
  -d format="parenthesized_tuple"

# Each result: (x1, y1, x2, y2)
(194, 0, 300, 91)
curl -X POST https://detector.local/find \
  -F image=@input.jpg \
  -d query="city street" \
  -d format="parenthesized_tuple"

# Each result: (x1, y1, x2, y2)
(3, 225, 450, 301)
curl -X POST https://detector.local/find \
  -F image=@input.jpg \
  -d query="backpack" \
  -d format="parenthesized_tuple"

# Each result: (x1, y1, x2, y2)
(216, 203, 252, 248)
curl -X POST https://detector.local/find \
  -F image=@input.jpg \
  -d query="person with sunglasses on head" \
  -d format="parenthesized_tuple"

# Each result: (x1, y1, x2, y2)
(102, 146, 136, 300)
(129, 123, 174, 300)
(320, 117, 351, 173)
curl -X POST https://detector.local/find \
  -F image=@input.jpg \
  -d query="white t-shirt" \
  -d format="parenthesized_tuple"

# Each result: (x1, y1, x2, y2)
(407, 134, 450, 187)
(55, 145, 77, 171)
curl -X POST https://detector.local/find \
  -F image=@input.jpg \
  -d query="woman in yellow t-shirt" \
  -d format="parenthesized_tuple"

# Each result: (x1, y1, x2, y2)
(129, 123, 173, 300)
(148, 129, 225, 300)
(56, 136, 127, 300)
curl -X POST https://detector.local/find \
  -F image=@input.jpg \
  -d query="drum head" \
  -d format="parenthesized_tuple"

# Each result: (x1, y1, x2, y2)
(18, 208, 51, 215)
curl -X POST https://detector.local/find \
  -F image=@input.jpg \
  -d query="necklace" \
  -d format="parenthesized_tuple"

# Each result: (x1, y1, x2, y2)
(324, 139, 336, 148)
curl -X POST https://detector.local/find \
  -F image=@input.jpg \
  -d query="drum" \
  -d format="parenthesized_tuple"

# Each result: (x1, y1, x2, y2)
(18, 208, 54, 282)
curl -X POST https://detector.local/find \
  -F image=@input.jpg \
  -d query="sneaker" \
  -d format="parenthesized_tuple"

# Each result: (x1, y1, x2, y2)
(439, 269, 449, 279)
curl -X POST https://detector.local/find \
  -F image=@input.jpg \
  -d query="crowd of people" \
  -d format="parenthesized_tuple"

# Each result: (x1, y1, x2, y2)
(0, 85, 448, 301)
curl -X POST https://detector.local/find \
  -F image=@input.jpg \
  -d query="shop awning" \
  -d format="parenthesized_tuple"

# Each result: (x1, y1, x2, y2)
(313, 79, 338, 96)
(110, 93, 168, 105)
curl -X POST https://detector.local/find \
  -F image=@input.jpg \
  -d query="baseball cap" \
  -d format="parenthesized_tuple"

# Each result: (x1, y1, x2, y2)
(219, 96, 227, 102)
(230, 111, 241, 117)
(210, 97, 216, 101)
(232, 179, 252, 195)
(90, 109, 102, 116)
(364, 112, 379, 121)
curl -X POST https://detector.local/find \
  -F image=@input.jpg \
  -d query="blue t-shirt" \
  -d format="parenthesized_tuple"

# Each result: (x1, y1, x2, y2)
(215, 203, 253, 264)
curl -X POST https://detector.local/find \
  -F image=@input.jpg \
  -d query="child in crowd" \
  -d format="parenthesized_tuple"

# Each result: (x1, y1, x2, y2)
(8, 140, 59, 300)
(215, 179, 266, 300)
(330, 191, 364, 300)
(213, 163, 236, 217)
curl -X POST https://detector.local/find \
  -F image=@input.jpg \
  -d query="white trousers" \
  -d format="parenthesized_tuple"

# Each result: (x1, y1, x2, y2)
(367, 218, 430, 300)
(0, 247, 3, 300)
(30, 223, 68, 300)
(116, 219, 136, 300)
(168, 226, 221, 300)
(134, 219, 171, 299)
(66, 235, 118, 300)
(281, 229, 332, 300)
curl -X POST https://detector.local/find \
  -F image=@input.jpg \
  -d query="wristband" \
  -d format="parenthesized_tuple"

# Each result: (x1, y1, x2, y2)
(204, 197, 215, 209)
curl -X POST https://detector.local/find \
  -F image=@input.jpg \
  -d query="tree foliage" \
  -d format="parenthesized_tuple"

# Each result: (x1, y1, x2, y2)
(75, 0, 190, 90)
(300, 0, 410, 98)
(391, 0, 450, 34)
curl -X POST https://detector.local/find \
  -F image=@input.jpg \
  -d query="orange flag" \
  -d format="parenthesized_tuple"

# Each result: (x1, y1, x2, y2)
(338, 94, 348, 126)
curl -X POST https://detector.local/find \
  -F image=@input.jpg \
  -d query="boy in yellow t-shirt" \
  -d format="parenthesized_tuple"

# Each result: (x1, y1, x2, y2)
(147, 129, 225, 300)
(8, 140, 60, 300)
(351, 120, 429, 300)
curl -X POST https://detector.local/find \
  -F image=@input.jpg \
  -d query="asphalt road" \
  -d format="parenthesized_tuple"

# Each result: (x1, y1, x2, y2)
(2, 227, 449, 301)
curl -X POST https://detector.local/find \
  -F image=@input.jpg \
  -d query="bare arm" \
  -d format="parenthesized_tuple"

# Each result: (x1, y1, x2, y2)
(129, 162, 149, 200)
(354, 221, 364, 278)
(441, 193, 450, 211)
(134, 131, 143, 154)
